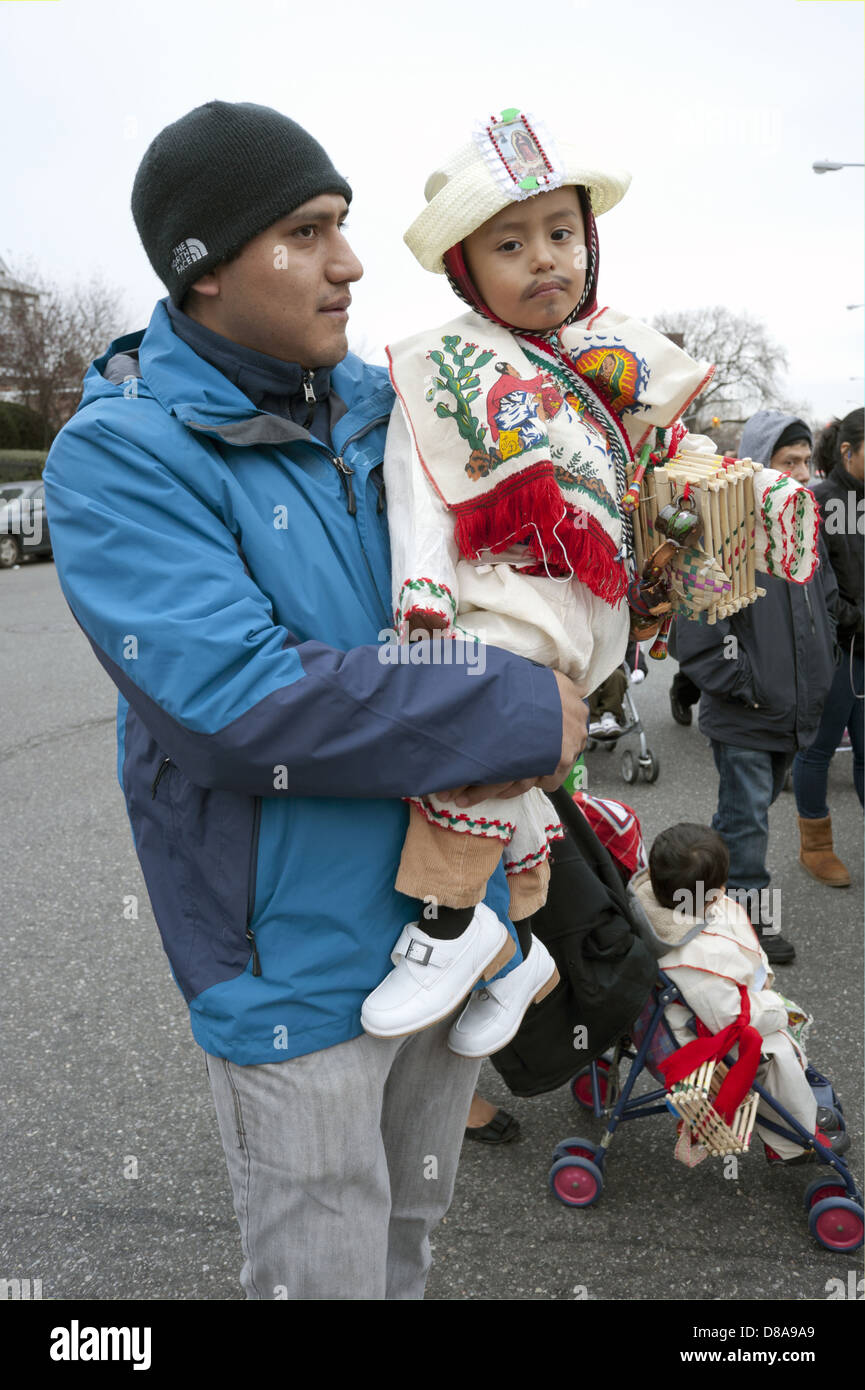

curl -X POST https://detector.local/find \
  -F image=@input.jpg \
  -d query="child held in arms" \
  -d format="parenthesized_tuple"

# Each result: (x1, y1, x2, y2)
(631, 823, 847, 1162)
(361, 108, 716, 1056)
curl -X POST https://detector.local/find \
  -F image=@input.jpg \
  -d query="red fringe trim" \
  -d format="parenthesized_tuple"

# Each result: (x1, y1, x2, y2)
(451, 467, 627, 605)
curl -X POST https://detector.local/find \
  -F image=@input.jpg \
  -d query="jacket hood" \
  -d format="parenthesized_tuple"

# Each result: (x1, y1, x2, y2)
(739, 409, 810, 468)
(629, 871, 708, 956)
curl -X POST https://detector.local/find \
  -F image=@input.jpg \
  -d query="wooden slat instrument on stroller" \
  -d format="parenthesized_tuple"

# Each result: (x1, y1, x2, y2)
(623, 430, 821, 656)
(666, 1057, 761, 1158)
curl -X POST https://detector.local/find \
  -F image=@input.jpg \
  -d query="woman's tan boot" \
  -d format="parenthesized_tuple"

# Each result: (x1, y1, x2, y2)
(798, 816, 851, 887)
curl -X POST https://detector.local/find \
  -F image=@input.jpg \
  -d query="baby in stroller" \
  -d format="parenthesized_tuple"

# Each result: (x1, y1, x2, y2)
(630, 822, 848, 1163)
(550, 808, 859, 1248)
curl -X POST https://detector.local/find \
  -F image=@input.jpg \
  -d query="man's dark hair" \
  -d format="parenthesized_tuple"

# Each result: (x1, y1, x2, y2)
(648, 823, 729, 909)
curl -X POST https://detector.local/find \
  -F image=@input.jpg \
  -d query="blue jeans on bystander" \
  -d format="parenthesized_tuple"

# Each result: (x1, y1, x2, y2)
(710, 740, 793, 911)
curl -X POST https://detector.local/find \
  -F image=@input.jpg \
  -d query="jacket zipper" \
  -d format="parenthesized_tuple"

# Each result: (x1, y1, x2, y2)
(301, 370, 317, 429)
(151, 757, 262, 978)
(790, 586, 801, 738)
(371, 466, 386, 513)
(803, 586, 816, 634)
(329, 413, 392, 627)
(246, 797, 262, 977)
(332, 455, 356, 515)
(151, 757, 172, 798)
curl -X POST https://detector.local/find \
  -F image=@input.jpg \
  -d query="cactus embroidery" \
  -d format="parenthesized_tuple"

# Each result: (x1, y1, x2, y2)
(428, 337, 493, 449)
(427, 336, 504, 477)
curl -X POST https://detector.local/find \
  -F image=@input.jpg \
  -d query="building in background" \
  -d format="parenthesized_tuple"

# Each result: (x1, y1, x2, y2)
(0, 253, 40, 405)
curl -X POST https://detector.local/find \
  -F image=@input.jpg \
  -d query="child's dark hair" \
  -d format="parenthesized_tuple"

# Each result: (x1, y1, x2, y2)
(649, 823, 729, 909)
(813, 407, 864, 478)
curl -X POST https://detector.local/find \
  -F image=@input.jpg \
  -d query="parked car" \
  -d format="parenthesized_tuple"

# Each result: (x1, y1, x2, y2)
(0, 480, 52, 568)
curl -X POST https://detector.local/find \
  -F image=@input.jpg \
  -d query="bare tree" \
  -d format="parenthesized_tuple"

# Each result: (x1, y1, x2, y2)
(651, 306, 793, 446)
(0, 261, 130, 446)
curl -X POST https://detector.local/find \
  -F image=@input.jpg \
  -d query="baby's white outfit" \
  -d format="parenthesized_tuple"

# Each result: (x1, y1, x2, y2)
(632, 873, 818, 1159)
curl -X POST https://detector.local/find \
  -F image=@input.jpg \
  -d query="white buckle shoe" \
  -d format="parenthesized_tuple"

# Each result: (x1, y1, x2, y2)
(447, 937, 559, 1058)
(361, 903, 516, 1039)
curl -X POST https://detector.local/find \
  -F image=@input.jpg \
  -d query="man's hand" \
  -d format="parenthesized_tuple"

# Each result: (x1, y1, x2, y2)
(537, 670, 589, 791)
(437, 670, 588, 808)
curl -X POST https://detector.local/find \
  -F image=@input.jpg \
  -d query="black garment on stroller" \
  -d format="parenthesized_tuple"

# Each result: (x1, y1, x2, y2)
(490, 788, 656, 1098)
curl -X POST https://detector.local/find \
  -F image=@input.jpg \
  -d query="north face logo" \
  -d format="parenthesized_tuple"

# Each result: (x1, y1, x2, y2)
(170, 238, 208, 273)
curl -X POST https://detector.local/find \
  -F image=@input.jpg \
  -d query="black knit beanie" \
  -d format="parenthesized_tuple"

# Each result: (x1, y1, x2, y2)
(773, 420, 812, 451)
(131, 101, 352, 305)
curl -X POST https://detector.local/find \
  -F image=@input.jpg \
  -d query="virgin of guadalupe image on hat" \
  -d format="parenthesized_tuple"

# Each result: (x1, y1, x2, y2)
(492, 121, 549, 185)
(480, 109, 563, 195)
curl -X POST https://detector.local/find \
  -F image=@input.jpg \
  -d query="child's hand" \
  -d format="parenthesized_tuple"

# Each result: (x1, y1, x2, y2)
(406, 613, 449, 639)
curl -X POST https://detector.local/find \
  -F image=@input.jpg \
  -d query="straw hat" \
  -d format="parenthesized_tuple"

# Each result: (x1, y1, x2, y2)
(405, 107, 630, 274)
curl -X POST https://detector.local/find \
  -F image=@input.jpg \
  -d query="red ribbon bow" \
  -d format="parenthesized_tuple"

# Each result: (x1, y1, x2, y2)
(658, 985, 762, 1124)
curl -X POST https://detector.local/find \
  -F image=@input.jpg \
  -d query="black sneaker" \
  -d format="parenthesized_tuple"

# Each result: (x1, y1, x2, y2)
(669, 686, 693, 726)
(757, 926, 796, 964)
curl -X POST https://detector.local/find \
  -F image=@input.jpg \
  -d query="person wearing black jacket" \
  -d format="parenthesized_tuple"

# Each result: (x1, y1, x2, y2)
(794, 408, 864, 884)
(674, 412, 840, 965)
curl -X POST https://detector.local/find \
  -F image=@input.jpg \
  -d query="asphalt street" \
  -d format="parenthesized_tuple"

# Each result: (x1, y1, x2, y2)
(2, 558, 863, 1304)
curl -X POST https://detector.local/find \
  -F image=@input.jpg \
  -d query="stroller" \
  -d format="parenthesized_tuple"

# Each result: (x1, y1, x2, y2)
(548, 969, 863, 1252)
(586, 647, 659, 786)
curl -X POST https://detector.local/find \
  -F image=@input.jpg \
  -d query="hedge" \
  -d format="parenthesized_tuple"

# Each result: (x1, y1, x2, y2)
(0, 401, 49, 450)
(0, 449, 48, 481)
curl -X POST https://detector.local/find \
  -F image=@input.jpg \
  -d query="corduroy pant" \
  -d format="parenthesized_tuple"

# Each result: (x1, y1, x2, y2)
(204, 1014, 481, 1300)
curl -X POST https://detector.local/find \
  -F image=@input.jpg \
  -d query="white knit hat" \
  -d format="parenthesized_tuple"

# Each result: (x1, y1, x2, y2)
(405, 107, 631, 274)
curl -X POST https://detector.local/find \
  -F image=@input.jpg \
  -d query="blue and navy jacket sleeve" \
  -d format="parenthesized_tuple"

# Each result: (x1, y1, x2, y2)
(44, 407, 563, 800)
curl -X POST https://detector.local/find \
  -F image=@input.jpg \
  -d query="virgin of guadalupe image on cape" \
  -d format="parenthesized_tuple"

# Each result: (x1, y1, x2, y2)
(570, 343, 649, 416)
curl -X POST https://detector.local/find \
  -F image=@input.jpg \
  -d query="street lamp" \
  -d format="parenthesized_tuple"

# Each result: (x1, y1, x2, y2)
(813, 159, 865, 174)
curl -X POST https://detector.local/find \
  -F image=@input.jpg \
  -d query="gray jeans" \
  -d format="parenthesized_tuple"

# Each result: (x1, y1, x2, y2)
(205, 1015, 482, 1300)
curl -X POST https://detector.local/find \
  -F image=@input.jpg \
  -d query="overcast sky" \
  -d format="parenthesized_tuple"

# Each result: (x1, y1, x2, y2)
(2, 0, 862, 424)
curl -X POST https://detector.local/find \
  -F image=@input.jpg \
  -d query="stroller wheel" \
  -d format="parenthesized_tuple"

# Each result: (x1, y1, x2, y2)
(803, 1176, 850, 1212)
(808, 1197, 864, 1252)
(641, 750, 659, 783)
(621, 749, 638, 784)
(572, 1059, 610, 1110)
(549, 1156, 604, 1208)
(603, 739, 615, 754)
(552, 1136, 602, 1165)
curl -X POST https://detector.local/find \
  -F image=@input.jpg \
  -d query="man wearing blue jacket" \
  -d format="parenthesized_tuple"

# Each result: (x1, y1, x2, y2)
(43, 101, 586, 1300)
(674, 410, 839, 966)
